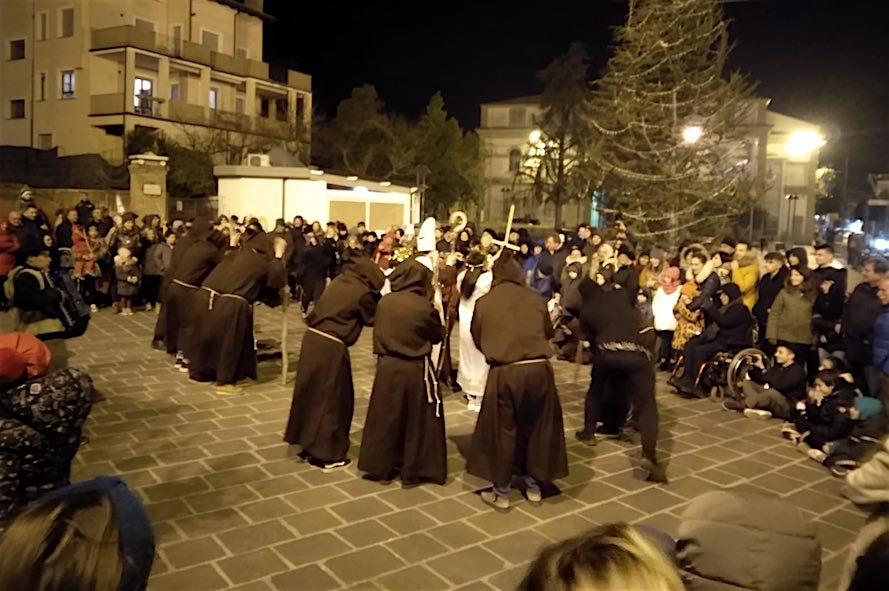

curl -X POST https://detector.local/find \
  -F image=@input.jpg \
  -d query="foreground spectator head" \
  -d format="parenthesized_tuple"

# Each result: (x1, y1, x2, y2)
(848, 530, 889, 591)
(23, 205, 39, 221)
(814, 243, 834, 267)
(0, 476, 154, 591)
(545, 233, 562, 253)
(774, 343, 796, 366)
(764, 251, 786, 273)
(861, 256, 889, 286)
(519, 523, 683, 591)
(26, 249, 52, 271)
(877, 276, 889, 306)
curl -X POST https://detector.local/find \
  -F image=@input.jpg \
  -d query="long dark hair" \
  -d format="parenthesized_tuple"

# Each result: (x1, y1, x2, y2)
(460, 251, 486, 300)
(786, 265, 816, 300)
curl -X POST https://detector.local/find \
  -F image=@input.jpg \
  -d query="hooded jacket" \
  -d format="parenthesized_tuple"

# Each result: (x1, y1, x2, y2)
(689, 259, 720, 312)
(677, 490, 821, 591)
(373, 260, 442, 359)
(0, 368, 94, 524)
(307, 256, 385, 346)
(702, 283, 753, 346)
(753, 265, 788, 323)
(844, 282, 882, 364)
(732, 250, 759, 310)
(812, 259, 847, 321)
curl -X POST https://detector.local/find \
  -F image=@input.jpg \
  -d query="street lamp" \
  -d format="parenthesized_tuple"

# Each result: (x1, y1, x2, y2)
(682, 125, 704, 144)
(786, 130, 826, 159)
(529, 129, 542, 143)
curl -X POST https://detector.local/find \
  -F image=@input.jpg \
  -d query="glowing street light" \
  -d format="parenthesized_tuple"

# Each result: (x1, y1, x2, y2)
(682, 125, 704, 144)
(529, 129, 542, 143)
(786, 130, 826, 159)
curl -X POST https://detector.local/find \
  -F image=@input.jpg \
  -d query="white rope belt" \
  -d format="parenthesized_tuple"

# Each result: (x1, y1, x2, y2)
(201, 286, 248, 310)
(172, 279, 198, 289)
(423, 356, 442, 418)
(307, 327, 344, 346)
(505, 358, 548, 367)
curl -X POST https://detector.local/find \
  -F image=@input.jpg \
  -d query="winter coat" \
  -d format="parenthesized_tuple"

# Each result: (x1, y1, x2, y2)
(144, 243, 172, 276)
(538, 246, 569, 292)
(840, 436, 889, 590)
(0, 368, 94, 525)
(677, 490, 821, 591)
(114, 256, 141, 297)
(16, 218, 47, 261)
(530, 268, 554, 300)
(766, 287, 814, 345)
(873, 307, 889, 375)
(611, 264, 640, 306)
(800, 385, 856, 447)
(844, 282, 882, 364)
(8, 265, 65, 337)
(753, 267, 788, 324)
(701, 286, 753, 347)
(812, 260, 847, 322)
(0, 226, 20, 276)
(653, 286, 681, 332)
(109, 227, 142, 257)
(673, 297, 703, 350)
(732, 252, 759, 310)
(688, 260, 720, 312)
(748, 362, 807, 401)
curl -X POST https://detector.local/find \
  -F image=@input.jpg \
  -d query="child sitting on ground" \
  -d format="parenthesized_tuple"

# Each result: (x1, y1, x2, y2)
(783, 368, 856, 461)
(723, 343, 807, 419)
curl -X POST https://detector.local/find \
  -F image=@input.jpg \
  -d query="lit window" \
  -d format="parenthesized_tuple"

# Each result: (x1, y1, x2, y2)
(9, 39, 25, 60)
(134, 77, 153, 114)
(209, 87, 219, 110)
(508, 148, 522, 172)
(10, 100, 25, 119)
(61, 70, 75, 99)
(59, 8, 74, 38)
(37, 134, 53, 149)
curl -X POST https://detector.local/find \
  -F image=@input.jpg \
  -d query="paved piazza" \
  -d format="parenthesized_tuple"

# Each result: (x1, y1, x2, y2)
(19, 306, 866, 590)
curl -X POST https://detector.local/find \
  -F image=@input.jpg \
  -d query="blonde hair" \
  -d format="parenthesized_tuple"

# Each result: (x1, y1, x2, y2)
(519, 523, 684, 591)
(0, 489, 124, 591)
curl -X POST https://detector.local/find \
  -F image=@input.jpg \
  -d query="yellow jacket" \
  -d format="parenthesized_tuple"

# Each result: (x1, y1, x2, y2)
(732, 254, 759, 310)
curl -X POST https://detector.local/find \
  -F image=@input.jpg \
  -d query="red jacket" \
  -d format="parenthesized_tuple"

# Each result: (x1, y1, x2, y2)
(0, 226, 20, 276)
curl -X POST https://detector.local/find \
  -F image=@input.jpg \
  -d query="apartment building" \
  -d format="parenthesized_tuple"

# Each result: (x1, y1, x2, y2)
(0, 0, 311, 163)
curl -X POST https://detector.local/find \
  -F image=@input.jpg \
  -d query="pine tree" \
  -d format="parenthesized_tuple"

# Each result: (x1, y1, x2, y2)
(588, 0, 756, 241)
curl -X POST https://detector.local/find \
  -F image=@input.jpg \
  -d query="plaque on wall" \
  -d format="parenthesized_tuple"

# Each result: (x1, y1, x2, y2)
(143, 183, 162, 196)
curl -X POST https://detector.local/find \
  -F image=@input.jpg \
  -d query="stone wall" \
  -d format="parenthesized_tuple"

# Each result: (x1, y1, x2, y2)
(0, 184, 135, 219)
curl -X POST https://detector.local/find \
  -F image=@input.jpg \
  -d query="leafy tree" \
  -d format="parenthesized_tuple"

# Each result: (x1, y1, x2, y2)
(415, 93, 483, 218)
(587, 0, 756, 240)
(522, 42, 595, 230)
(125, 129, 214, 197)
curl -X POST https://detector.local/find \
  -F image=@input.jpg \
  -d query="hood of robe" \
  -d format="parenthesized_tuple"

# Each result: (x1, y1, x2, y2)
(491, 252, 525, 287)
(345, 256, 386, 291)
(190, 216, 213, 240)
(388, 258, 432, 296)
(245, 231, 272, 256)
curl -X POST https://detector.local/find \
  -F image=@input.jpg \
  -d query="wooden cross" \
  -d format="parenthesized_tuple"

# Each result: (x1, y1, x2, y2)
(490, 204, 521, 261)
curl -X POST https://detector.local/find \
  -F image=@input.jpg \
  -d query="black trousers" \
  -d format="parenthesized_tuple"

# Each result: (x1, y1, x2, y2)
(683, 336, 725, 381)
(142, 275, 162, 306)
(655, 330, 674, 364)
(583, 350, 659, 461)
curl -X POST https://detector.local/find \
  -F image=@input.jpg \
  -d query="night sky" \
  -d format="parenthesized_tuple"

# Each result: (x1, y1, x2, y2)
(264, 0, 889, 192)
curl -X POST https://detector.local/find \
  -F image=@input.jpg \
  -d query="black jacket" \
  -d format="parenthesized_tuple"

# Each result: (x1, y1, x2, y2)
(703, 288, 753, 347)
(689, 267, 720, 312)
(753, 267, 788, 322)
(750, 362, 807, 401)
(17, 218, 47, 260)
(54, 222, 75, 249)
(539, 247, 569, 292)
(578, 278, 640, 347)
(611, 265, 639, 306)
(801, 386, 856, 445)
(844, 282, 881, 364)
(812, 264, 847, 321)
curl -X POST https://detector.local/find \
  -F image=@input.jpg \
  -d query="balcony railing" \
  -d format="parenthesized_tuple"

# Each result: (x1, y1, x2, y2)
(90, 25, 309, 92)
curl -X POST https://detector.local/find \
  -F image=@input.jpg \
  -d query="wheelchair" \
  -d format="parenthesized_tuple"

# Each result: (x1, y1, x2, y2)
(671, 346, 771, 400)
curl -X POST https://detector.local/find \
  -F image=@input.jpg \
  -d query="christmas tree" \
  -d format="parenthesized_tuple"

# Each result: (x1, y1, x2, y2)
(588, 0, 756, 240)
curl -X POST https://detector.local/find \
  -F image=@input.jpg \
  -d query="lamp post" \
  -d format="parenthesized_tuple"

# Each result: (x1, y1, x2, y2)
(415, 164, 430, 218)
(785, 193, 800, 243)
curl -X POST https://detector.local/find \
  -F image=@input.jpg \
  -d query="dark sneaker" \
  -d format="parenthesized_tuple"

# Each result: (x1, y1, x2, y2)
(574, 431, 596, 446)
(641, 457, 668, 484)
(723, 399, 747, 412)
(308, 458, 351, 471)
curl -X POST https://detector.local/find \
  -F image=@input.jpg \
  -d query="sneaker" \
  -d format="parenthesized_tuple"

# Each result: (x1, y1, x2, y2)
(781, 423, 801, 440)
(214, 383, 244, 396)
(308, 458, 350, 471)
(830, 464, 852, 478)
(145, 303, 153, 312)
(179, 360, 190, 373)
(151, 339, 165, 351)
(467, 400, 481, 413)
(174, 358, 183, 369)
(723, 399, 747, 412)
(525, 485, 543, 505)
(480, 490, 510, 512)
(807, 448, 828, 464)
(743, 408, 773, 419)
(89, 304, 98, 313)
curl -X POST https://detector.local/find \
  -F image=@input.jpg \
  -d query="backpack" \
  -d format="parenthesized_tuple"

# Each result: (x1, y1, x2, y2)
(4, 266, 43, 301)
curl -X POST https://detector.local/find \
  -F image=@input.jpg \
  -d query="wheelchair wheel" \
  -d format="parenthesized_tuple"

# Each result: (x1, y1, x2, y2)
(726, 348, 771, 399)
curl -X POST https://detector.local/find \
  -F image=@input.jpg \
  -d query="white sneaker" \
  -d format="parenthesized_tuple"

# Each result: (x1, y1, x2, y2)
(89, 304, 98, 313)
(743, 408, 773, 419)
(807, 448, 828, 464)
(145, 303, 152, 312)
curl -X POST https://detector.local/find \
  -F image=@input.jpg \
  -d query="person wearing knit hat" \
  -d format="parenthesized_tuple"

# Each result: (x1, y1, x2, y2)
(642, 247, 667, 289)
(0, 332, 51, 384)
(612, 245, 639, 305)
(652, 268, 682, 371)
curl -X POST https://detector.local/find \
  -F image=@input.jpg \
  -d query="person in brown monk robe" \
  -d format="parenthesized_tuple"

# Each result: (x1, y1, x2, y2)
(283, 256, 385, 471)
(358, 258, 446, 485)
(187, 223, 287, 395)
(466, 251, 568, 511)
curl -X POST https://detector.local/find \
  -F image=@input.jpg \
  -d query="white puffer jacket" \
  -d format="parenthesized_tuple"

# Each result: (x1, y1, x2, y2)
(652, 287, 681, 331)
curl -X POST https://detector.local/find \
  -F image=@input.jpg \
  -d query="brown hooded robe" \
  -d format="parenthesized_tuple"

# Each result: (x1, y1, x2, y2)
(358, 259, 446, 484)
(283, 257, 385, 463)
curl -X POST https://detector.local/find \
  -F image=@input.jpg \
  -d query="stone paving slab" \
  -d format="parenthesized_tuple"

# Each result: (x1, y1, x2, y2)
(10, 306, 863, 590)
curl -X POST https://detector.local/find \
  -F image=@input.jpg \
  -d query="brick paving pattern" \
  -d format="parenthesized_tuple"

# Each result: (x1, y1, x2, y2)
(35, 307, 864, 590)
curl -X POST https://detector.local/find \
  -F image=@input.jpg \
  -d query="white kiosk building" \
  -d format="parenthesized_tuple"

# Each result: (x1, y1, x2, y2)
(214, 163, 418, 233)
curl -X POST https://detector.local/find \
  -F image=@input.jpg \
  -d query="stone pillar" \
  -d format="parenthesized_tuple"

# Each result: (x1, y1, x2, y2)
(198, 66, 211, 121)
(124, 48, 136, 114)
(128, 153, 170, 220)
(157, 56, 170, 118)
(245, 78, 256, 116)
(287, 88, 297, 123)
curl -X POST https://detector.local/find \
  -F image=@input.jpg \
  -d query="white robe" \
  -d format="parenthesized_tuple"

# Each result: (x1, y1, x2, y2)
(456, 270, 493, 398)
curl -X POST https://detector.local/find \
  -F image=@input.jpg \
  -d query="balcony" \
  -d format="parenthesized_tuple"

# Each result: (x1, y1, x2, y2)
(90, 26, 309, 93)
